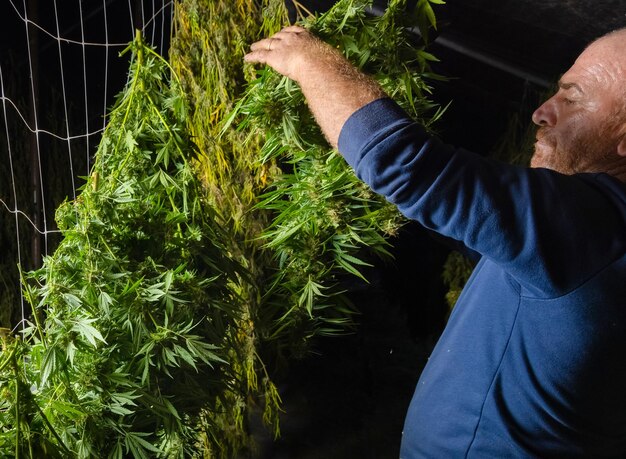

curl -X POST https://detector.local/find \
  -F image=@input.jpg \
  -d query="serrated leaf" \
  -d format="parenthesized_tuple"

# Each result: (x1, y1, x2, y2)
(161, 397, 181, 420)
(62, 293, 82, 309)
(109, 404, 135, 416)
(124, 130, 137, 151)
(126, 432, 162, 454)
(72, 319, 106, 347)
(173, 344, 197, 371)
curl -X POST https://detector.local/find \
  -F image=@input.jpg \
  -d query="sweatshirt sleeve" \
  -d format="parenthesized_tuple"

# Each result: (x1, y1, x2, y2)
(338, 98, 626, 298)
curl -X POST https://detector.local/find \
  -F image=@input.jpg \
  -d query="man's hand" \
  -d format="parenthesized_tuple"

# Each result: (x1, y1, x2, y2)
(244, 26, 335, 83)
(245, 26, 386, 148)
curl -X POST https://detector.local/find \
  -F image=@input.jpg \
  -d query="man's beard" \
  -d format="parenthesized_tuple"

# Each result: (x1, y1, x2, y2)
(530, 125, 616, 175)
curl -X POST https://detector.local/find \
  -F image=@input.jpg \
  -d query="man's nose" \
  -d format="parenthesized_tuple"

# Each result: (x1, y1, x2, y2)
(531, 98, 557, 127)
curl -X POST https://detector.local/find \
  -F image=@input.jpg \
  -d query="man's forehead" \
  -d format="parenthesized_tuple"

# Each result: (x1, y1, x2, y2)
(566, 41, 626, 88)
(581, 33, 626, 66)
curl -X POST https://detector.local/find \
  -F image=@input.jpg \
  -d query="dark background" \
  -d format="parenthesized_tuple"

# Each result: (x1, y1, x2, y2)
(2, 1, 626, 457)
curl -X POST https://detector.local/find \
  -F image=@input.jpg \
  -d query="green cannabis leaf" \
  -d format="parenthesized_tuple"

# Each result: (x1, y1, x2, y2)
(1, 32, 245, 458)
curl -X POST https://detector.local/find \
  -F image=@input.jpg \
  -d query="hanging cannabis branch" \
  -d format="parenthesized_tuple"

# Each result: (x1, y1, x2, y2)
(1, 33, 247, 458)
(169, 0, 445, 453)
(227, 0, 447, 348)
(168, 0, 446, 454)
(169, 1, 288, 455)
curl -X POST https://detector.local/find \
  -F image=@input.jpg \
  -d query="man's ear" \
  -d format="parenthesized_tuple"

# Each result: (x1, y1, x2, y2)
(618, 122, 626, 157)
(619, 134, 626, 157)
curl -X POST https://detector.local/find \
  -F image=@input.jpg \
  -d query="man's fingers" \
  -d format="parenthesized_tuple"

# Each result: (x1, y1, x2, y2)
(243, 49, 270, 64)
(280, 25, 306, 33)
(272, 27, 311, 43)
(246, 36, 281, 63)
(244, 26, 315, 78)
(249, 26, 309, 52)
(250, 37, 279, 52)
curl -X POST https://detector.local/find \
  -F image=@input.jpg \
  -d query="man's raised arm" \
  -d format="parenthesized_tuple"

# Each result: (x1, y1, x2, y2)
(244, 26, 386, 148)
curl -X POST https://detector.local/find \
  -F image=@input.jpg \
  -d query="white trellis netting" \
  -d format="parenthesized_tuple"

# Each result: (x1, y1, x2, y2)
(0, 0, 173, 331)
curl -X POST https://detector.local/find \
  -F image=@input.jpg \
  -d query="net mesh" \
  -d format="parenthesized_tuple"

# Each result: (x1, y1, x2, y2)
(0, 0, 173, 331)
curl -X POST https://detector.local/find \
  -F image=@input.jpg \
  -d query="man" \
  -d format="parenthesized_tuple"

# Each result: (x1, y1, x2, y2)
(245, 25, 626, 457)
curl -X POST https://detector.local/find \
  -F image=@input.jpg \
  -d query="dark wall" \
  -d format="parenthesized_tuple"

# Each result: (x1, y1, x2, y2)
(429, 0, 626, 152)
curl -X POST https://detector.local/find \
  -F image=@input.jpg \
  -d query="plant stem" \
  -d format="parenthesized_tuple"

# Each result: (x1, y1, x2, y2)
(34, 400, 72, 455)
(13, 349, 21, 459)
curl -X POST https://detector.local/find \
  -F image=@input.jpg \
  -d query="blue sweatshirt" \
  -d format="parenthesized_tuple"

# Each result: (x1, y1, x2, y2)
(337, 98, 626, 458)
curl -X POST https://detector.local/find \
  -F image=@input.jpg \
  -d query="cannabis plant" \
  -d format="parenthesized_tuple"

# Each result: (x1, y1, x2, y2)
(170, 0, 445, 454)
(0, 0, 447, 456)
(1, 33, 245, 458)
(228, 0, 447, 348)
(170, 1, 287, 454)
